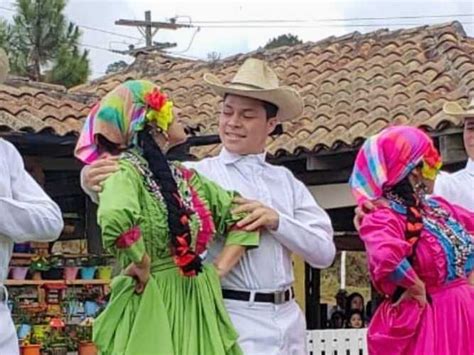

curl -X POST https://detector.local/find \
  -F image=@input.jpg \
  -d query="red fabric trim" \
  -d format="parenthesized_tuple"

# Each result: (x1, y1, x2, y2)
(116, 226, 141, 249)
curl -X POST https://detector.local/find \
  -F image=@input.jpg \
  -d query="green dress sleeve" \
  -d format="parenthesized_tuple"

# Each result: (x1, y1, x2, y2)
(188, 169, 259, 248)
(97, 160, 146, 263)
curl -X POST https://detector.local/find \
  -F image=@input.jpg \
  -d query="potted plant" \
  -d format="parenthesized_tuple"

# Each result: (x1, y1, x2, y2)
(42, 254, 64, 280)
(19, 332, 41, 355)
(15, 305, 33, 341)
(79, 256, 98, 280)
(77, 317, 97, 355)
(41, 318, 68, 355)
(29, 255, 50, 280)
(63, 257, 79, 281)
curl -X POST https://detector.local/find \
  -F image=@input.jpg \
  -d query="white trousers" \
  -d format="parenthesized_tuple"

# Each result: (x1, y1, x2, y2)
(225, 298, 307, 355)
(0, 301, 19, 355)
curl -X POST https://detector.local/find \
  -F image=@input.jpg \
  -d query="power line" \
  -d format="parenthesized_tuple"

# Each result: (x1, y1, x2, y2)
(194, 21, 474, 29)
(79, 25, 141, 41)
(79, 43, 122, 53)
(186, 13, 474, 24)
(170, 27, 201, 54)
(0, 6, 145, 41)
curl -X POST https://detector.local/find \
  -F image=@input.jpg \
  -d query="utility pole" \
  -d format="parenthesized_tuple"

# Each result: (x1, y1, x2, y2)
(115, 11, 192, 56)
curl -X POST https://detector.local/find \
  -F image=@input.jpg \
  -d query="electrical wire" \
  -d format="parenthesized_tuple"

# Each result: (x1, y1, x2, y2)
(186, 13, 474, 24)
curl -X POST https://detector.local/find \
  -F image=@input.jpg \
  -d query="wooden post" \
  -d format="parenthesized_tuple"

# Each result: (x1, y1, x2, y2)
(144, 10, 152, 46)
(305, 265, 321, 329)
(292, 254, 306, 312)
(340, 251, 346, 289)
(85, 198, 102, 255)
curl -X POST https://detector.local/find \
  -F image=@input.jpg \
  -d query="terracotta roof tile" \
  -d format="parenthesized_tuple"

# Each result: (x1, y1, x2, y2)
(1, 23, 472, 159)
(0, 78, 91, 136)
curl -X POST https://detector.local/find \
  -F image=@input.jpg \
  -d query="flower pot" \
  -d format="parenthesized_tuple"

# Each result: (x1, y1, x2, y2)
(10, 267, 28, 280)
(84, 301, 99, 316)
(97, 266, 112, 281)
(50, 346, 68, 355)
(42, 267, 63, 280)
(17, 323, 32, 340)
(20, 344, 41, 355)
(78, 342, 97, 355)
(14, 243, 31, 253)
(31, 271, 42, 281)
(64, 266, 79, 280)
(80, 267, 96, 280)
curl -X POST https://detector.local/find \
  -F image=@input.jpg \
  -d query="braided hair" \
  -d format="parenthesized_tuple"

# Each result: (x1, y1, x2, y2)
(138, 127, 202, 276)
(385, 173, 424, 301)
(389, 176, 424, 243)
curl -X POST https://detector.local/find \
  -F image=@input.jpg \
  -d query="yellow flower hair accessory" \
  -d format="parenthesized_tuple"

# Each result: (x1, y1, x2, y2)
(144, 88, 174, 132)
(421, 160, 442, 181)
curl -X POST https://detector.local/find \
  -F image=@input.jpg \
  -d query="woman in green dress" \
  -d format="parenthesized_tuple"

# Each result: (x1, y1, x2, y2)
(74, 80, 259, 355)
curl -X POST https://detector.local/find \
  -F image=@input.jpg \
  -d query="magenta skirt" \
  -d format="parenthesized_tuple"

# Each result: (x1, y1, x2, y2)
(368, 279, 474, 355)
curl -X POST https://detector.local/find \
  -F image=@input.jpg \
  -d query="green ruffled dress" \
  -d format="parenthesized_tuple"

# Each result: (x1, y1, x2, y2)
(93, 151, 259, 355)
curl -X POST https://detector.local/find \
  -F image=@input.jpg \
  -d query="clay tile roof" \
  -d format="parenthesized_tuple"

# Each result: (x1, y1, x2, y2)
(0, 76, 93, 136)
(71, 22, 474, 159)
(2, 22, 473, 160)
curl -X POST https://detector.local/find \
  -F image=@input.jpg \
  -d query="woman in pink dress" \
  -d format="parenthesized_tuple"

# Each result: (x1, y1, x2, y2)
(350, 126, 474, 355)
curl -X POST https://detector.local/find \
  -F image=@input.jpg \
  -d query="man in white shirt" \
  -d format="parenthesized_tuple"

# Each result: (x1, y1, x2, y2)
(0, 49, 64, 355)
(81, 58, 336, 354)
(434, 100, 474, 211)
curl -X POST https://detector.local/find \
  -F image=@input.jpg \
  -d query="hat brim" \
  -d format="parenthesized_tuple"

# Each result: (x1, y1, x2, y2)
(443, 102, 474, 117)
(204, 73, 304, 121)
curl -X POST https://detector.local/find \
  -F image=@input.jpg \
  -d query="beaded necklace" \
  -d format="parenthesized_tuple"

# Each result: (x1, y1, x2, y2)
(388, 195, 473, 279)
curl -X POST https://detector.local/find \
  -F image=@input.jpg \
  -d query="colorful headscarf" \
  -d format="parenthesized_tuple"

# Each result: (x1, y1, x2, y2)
(75, 80, 174, 164)
(349, 126, 442, 204)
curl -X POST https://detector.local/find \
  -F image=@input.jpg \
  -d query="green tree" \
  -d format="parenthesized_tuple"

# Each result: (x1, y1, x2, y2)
(264, 33, 303, 50)
(5, 0, 89, 85)
(47, 45, 89, 88)
(105, 60, 128, 74)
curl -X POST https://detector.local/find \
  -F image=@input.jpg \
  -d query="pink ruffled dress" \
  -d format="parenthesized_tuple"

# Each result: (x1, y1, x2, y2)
(360, 196, 474, 355)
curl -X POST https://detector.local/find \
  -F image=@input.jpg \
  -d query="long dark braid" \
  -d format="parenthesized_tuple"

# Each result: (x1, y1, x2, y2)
(138, 128, 202, 276)
(389, 176, 424, 243)
(385, 175, 424, 302)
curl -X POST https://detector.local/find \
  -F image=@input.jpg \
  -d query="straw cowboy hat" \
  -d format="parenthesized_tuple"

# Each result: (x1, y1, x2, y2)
(0, 48, 9, 83)
(204, 58, 304, 121)
(443, 98, 474, 117)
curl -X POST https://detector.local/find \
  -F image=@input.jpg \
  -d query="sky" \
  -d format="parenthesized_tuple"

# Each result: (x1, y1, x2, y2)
(0, 0, 473, 79)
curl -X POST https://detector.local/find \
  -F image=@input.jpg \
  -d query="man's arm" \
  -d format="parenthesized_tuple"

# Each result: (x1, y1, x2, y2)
(234, 178, 335, 268)
(80, 156, 119, 204)
(271, 179, 335, 268)
(0, 141, 63, 242)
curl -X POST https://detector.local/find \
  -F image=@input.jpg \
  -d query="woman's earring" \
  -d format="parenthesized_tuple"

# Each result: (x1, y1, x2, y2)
(414, 181, 428, 197)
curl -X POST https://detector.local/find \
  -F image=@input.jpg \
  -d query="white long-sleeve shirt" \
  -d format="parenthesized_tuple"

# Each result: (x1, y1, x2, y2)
(81, 148, 335, 292)
(185, 148, 335, 292)
(434, 159, 474, 212)
(0, 139, 63, 282)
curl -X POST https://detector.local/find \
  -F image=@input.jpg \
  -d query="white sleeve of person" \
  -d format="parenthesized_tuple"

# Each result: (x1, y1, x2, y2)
(0, 139, 63, 242)
(270, 176, 336, 269)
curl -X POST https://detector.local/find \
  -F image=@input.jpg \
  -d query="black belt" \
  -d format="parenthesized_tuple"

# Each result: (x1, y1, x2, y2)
(222, 288, 294, 305)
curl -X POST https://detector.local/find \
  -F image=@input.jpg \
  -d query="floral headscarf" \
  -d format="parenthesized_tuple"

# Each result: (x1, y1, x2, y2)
(75, 80, 173, 164)
(350, 125, 442, 204)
